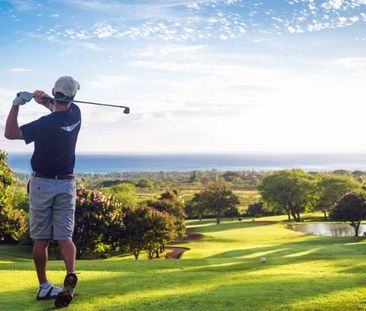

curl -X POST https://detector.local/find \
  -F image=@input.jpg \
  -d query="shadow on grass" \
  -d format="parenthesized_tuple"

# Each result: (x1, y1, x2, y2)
(193, 237, 366, 281)
(3, 219, 366, 310)
(0, 245, 33, 261)
(2, 259, 366, 311)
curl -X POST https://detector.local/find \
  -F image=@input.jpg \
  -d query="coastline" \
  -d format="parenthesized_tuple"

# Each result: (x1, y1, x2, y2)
(6, 153, 366, 174)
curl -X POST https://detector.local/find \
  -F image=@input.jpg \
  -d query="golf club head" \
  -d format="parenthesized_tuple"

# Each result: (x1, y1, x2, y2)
(123, 107, 130, 114)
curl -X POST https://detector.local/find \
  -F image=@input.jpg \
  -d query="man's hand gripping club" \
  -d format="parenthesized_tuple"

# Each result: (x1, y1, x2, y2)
(14, 91, 53, 110)
(13, 91, 33, 106)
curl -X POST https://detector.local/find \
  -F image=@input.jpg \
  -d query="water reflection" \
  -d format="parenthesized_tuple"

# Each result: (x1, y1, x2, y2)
(287, 223, 366, 237)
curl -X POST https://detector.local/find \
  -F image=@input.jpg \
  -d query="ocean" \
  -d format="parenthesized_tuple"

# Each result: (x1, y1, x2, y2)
(6, 153, 366, 173)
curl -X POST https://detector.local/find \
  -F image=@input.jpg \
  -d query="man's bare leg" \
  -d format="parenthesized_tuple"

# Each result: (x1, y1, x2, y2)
(33, 240, 49, 284)
(57, 240, 76, 274)
(55, 240, 78, 308)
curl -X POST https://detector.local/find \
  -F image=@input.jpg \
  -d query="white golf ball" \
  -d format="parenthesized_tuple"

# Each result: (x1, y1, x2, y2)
(260, 257, 267, 263)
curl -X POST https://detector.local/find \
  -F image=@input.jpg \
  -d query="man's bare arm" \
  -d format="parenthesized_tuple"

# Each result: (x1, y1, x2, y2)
(33, 90, 54, 111)
(4, 105, 23, 140)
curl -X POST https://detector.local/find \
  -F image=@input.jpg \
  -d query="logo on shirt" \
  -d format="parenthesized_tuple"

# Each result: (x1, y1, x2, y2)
(60, 121, 81, 132)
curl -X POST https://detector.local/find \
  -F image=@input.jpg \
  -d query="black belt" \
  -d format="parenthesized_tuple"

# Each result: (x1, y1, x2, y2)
(33, 172, 75, 180)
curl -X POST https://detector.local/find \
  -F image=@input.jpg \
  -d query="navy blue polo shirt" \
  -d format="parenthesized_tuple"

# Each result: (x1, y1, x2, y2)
(20, 103, 81, 176)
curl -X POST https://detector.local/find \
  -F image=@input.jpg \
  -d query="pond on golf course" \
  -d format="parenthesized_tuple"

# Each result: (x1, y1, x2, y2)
(287, 223, 366, 237)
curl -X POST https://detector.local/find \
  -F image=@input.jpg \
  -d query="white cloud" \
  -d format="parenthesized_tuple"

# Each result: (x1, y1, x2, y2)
(288, 26, 296, 33)
(94, 23, 118, 38)
(322, 0, 344, 10)
(10, 0, 37, 11)
(85, 75, 136, 89)
(0, 88, 16, 102)
(187, 2, 200, 10)
(129, 44, 205, 59)
(64, 29, 91, 40)
(10, 68, 32, 72)
(332, 57, 366, 71)
(13, 0, 363, 46)
(70, 49, 366, 153)
(77, 42, 104, 51)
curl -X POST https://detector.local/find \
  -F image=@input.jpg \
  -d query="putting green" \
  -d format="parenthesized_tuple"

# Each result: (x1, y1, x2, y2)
(1, 216, 366, 310)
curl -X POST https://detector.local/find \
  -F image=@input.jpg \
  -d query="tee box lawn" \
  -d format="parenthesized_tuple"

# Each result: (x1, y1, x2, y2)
(1, 215, 366, 310)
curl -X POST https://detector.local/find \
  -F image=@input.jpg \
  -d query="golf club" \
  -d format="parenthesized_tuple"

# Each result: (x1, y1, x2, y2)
(17, 92, 130, 114)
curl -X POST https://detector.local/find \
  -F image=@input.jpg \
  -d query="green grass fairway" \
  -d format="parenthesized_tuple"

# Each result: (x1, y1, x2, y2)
(2, 216, 366, 310)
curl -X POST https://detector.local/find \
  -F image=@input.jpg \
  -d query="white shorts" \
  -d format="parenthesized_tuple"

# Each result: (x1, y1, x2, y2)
(29, 176, 76, 240)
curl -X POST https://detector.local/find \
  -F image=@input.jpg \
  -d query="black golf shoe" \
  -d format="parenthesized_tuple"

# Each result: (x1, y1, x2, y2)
(55, 272, 78, 308)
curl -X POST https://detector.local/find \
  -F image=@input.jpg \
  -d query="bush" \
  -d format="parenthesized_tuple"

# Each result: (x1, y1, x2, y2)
(123, 205, 176, 259)
(0, 151, 27, 242)
(224, 206, 240, 218)
(148, 190, 186, 236)
(73, 185, 123, 258)
(247, 202, 265, 217)
(12, 187, 29, 212)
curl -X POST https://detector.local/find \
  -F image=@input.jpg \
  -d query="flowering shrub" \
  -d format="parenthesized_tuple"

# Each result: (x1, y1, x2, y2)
(0, 151, 27, 242)
(73, 185, 123, 258)
(73, 185, 181, 259)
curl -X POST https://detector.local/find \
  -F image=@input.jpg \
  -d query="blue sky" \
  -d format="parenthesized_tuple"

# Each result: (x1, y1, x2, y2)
(1, 0, 366, 153)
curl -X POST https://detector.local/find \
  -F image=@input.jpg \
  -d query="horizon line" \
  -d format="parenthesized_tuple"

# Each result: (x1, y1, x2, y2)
(5, 151, 366, 156)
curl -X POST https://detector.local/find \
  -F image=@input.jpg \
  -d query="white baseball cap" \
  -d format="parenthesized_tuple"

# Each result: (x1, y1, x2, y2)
(53, 76, 80, 98)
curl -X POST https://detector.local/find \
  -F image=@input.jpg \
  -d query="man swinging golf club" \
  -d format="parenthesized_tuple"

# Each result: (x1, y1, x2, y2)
(4, 76, 81, 308)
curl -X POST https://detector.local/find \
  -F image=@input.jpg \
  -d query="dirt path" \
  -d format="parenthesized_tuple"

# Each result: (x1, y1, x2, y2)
(174, 228, 205, 242)
(165, 228, 204, 259)
(165, 246, 190, 259)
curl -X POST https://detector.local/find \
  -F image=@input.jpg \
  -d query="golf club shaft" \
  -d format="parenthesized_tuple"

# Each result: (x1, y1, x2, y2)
(70, 100, 129, 110)
(55, 98, 129, 110)
(17, 92, 130, 113)
(52, 97, 130, 113)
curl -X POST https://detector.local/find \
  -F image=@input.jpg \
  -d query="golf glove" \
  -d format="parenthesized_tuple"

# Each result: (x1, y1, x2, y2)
(13, 91, 33, 106)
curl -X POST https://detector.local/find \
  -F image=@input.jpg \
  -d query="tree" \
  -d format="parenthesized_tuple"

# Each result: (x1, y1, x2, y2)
(185, 193, 209, 221)
(316, 174, 361, 218)
(222, 171, 240, 182)
(260, 170, 318, 222)
(330, 192, 366, 236)
(194, 179, 240, 224)
(190, 171, 198, 182)
(136, 178, 154, 189)
(123, 205, 176, 259)
(123, 206, 150, 260)
(148, 190, 186, 236)
(0, 151, 27, 242)
(101, 183, 138, 207)
(142, 207, 176, 259)
(247, 202, 265, 217)
(73, 185, 123, 258)
(224, 206, 240, 220)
